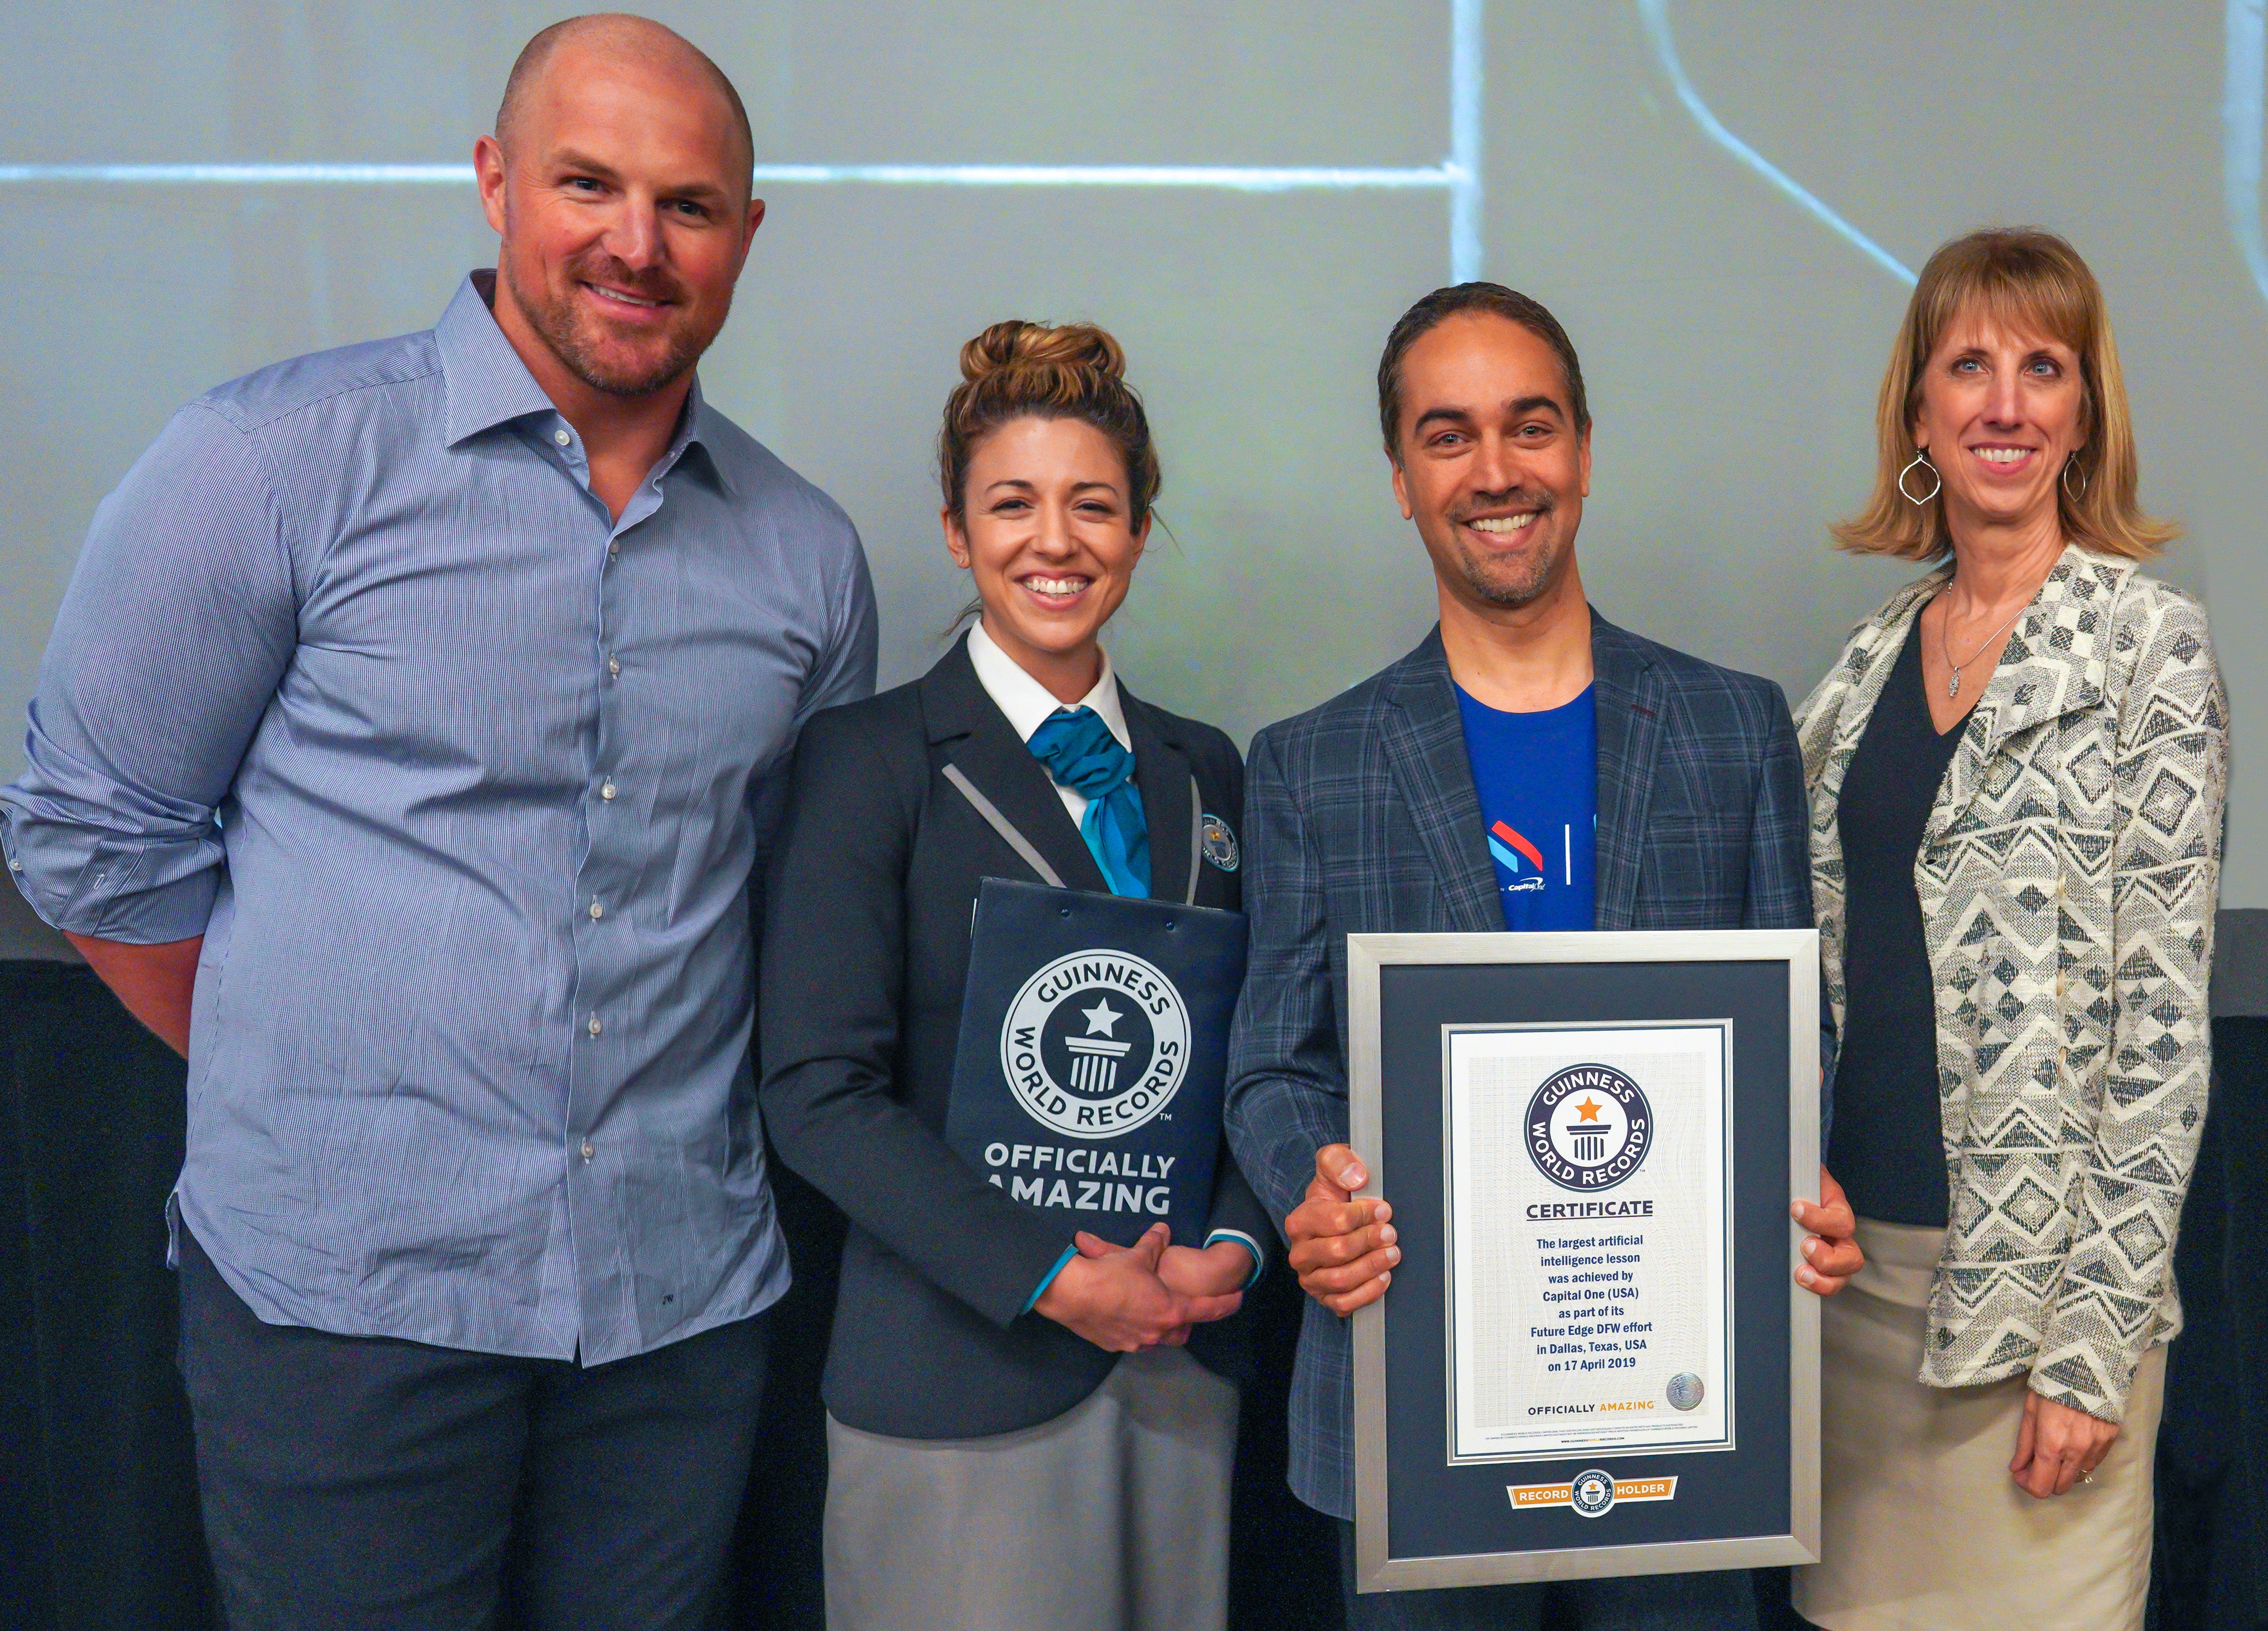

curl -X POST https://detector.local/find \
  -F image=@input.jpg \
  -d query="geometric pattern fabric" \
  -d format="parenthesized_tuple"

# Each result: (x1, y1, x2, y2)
(1796, 546, 2227, 1422)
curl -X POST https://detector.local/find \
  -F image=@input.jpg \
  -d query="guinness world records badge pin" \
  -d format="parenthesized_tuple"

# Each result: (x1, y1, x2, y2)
(1568, 1469, 1617, 1519)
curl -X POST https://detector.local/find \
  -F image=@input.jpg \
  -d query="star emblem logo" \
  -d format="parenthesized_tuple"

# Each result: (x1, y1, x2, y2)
(1574, 1097, 1604, 1123)
(1081, 999, 1123, 1037)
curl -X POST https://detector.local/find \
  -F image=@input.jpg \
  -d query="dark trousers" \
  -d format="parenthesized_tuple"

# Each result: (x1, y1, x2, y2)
(1337, 1521, 1756, 1631)
(176, 1226, 767, 1631)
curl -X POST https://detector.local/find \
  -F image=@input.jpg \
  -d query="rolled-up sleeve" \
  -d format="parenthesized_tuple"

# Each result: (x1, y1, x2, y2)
(1, 403, 297, 942)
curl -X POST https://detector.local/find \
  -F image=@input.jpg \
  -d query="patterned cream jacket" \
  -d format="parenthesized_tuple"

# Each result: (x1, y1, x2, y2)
(1795, 545, 2226, 1422)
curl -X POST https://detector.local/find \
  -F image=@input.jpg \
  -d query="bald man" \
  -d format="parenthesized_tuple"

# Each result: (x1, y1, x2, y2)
(0, 15, 874, 1627)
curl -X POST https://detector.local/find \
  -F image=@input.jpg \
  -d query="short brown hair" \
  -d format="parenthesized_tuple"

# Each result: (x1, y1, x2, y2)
(1834, 227, 2174, 560)
(938, 320, 1162, 528)
(1377, 283, 1590, 460)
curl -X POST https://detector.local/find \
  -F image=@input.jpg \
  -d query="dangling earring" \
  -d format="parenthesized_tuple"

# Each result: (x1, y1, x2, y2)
(2061, 456, 2087, 501)
(1898, 451, 1941, 505)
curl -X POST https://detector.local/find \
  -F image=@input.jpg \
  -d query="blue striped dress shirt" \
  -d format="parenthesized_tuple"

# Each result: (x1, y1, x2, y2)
(0, 273, 877, 1363)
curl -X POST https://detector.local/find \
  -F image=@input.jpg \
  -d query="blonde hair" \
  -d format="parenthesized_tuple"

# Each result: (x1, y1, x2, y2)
(937, 319, 1161, 527)
(1834, 228, 2175, 560)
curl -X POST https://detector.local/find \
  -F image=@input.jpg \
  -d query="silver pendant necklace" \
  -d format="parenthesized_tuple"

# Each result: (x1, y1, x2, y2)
(1939, 596, 2028, 699)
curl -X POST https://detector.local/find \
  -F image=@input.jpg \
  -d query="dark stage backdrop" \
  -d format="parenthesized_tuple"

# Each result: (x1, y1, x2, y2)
(5, 919, 2264, 1627)
(0, 871, 1335, 1629)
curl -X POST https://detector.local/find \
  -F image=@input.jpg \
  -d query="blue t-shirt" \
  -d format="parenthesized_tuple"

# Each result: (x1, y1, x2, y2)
(1455, 682, 1597, 932)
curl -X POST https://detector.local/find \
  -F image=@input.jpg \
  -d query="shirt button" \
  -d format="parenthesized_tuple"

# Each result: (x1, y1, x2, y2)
(587, 1012, 602, 1037)
(607, 655, 621, 678)
(580, 1140, 596, 1161)
(6, 858, 18, 872)
(554, 428, 571, 446)
(589, 900, 604, 920)
(601, 781, 617, 801)
(607, 541, 621, 560)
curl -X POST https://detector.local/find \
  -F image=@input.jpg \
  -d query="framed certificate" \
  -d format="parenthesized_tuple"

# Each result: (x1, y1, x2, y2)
(1347, 930, 1820, 1592)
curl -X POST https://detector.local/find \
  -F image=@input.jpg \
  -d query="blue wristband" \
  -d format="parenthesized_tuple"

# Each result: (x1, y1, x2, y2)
(1204, 1229, 1267, 1289)
(1022, 1244, 1079, 1314)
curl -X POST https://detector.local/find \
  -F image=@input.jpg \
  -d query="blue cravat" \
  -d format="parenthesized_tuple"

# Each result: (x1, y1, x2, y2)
(1026, 707, 1151, 898)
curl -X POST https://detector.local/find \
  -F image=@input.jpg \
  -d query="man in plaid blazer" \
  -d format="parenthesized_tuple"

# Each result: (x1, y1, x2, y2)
(1223, 284, 1862, 1629)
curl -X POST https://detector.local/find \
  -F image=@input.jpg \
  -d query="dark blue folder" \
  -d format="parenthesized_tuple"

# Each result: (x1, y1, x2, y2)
(944, 877, 1249, 1249)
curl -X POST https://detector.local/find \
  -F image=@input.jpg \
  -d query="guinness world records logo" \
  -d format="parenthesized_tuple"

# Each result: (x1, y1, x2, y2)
(1525, 1063, 1652, 1190)
(1568, 1468, 1617, 1518)
(1000, 950, 1190, 1139)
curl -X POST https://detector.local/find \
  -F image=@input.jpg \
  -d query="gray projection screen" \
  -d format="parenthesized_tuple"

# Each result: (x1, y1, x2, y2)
(4, 2, 2263, 905)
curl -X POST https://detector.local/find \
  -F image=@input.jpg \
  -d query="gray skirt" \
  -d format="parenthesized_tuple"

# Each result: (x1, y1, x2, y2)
(1793, 1217, 2166, 1631)
(822, 1346, 1239, 1631)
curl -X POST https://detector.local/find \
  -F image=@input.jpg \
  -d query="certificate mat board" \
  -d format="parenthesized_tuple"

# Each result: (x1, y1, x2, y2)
(1445, 1022, 1732, 1464)
(943, 878, 1247, 1249)
(1348, 931, 1820, 1593)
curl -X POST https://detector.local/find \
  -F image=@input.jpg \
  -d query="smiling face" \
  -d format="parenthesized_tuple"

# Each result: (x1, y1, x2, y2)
(1389, 312, 1591, 615)
(1911, 308, 2087, 544)
(945, 415, 1149, 700)
(476, 36, 761, 399)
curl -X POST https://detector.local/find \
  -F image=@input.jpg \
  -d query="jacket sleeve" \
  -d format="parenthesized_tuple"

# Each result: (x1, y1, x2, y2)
(1742, 682, 1815, 934)
(1202, 1158, 1275, 1282)
(2034, 593, 2227, 1421)
(757, 709, 1074, 1329)
(1197, 734, 1273, 1279)
(1223, 724, 1349, 1237)
(1741, 680, 1836, 1133)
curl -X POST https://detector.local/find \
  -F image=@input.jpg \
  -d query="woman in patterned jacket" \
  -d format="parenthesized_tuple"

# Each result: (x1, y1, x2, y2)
(1789, 228, 2226, 1631)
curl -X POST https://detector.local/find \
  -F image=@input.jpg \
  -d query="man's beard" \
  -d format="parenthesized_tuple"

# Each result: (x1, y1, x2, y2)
(504, 250, 713, 398)
(1444, 489, 1562, 608)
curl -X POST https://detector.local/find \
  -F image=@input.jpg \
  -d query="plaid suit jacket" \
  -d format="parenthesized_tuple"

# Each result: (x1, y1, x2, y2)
(1223, 615, 1813, 1518)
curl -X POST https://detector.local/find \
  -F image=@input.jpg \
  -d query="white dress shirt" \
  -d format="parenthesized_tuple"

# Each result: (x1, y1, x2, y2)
(965, 621, 1131, 831)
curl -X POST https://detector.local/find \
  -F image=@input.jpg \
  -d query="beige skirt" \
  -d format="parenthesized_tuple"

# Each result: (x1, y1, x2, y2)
(822, 1346, 1239, 1631)
(1792, 1217, 2166, 1631)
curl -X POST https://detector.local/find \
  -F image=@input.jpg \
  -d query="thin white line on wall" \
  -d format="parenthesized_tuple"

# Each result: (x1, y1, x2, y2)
(2228, 0, 2268, 306)
(1448, 0, 1486, 282)
(1635, 0, 1916, 287)
(0, 161, 1460, 192)
(0, 3, 1489, 280)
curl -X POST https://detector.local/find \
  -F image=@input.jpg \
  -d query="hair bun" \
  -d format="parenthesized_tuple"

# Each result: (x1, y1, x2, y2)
(938, 317, 1161, 531)
(958, 320, 1127, 387)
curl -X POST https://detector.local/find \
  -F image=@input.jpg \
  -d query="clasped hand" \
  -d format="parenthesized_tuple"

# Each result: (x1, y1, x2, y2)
(1286, 1144, 1868, 1315)
(1032, 1221, 1247, 1353)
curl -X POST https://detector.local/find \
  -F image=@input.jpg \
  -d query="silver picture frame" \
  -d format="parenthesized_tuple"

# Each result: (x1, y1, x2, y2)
(1348, 928, 1822, 1593)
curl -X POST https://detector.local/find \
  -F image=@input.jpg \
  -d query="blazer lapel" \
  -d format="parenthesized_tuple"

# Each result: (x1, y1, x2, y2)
(920, 638, 1111, 894)
(1928, 546, 2127, 844)
(1381, 629, 1502, 934)
(1590, 614, 1663, 932)
(1123, 694, 1195, 904)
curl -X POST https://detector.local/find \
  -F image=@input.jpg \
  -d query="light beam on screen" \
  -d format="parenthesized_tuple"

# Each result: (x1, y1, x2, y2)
(1635, 0, 1916, 287)
(0, 0, 1490, 281)
(1447, 0, 1485, 282)
(0, 161, 1456, 192)
(2230, 0, 2268, 307)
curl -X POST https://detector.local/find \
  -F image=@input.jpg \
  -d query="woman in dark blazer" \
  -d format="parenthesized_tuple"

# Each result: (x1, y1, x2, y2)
(759, 319, 1275, 1631)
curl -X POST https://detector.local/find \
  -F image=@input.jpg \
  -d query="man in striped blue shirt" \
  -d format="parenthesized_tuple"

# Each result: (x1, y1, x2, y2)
(0, 17, 874, 1627)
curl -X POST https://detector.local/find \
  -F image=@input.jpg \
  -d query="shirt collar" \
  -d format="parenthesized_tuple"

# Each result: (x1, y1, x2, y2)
(434, 270, 733, 497)
(437, 272, 558, 447)
(965, 621, 1130, 753)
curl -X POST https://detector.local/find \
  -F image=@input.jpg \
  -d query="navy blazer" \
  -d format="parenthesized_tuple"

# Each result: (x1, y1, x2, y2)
(1223, 615, 1814, 1519)
(759, 638, 1273, 1439)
